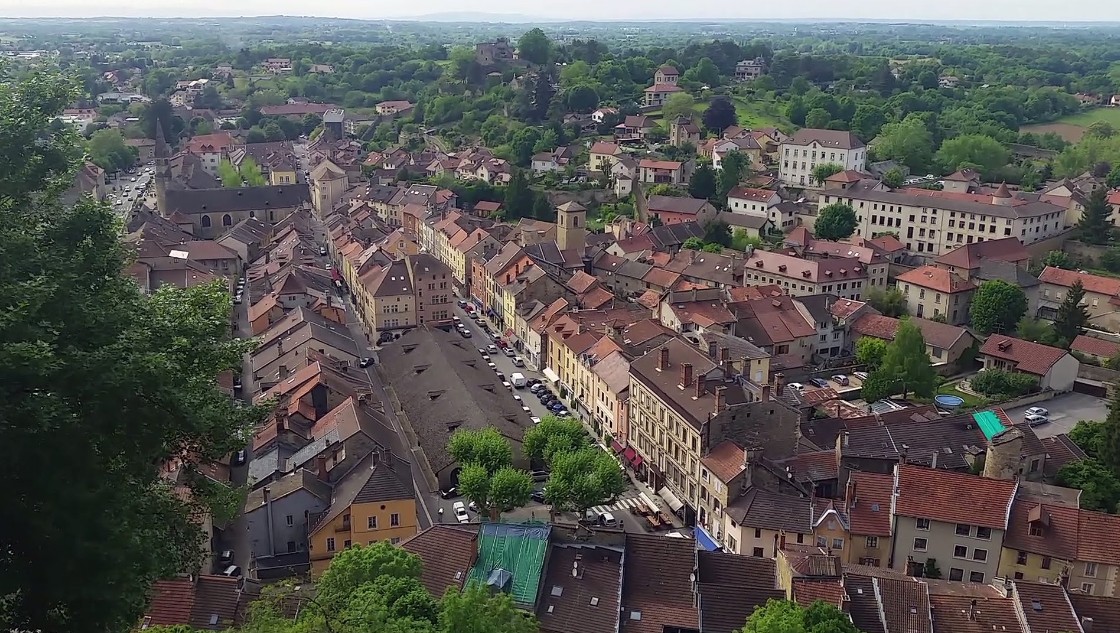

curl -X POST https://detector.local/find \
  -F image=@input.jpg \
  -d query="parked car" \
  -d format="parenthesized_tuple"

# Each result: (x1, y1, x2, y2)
(512, 357, 524, 367)
(530, 490, 547, 503)
(469, 312, 480, 320)
(359, 357, 374, 368)
(1025, 407, 1049, 418)
(503, 348, 516, 357)
(453, 501, 469, 523)
(458, 328, 472, 338)
(502, 381, 512, 390)
(457, 299, 468, 308)
(853, 371, 869, 380)
(549, 402, 567, 413)
(480, 354, 490, 361)
(530, 383, 544, 393)
(553, 408, 569, 417)
(487, 362, 497, 370)
(530, 416, 542, 425)
(809, 378, 829, 388)
(831, 375, 850, 386)
(788, 382, 804, 392)
(1025, 413, 1049, 427)
(526, 378, 540, 387)
(487, 344, 499, 354)
(222, 565, 242, 577)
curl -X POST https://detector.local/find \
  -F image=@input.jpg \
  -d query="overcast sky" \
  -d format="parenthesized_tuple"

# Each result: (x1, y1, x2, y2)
(6, 0, 1120, 21)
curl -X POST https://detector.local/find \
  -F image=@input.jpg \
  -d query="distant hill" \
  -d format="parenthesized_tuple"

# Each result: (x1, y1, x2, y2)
(404, 11, 560, 23)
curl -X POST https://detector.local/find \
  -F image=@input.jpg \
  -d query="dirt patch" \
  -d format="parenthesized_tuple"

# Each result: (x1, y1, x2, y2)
(1020, 122, 1086, 143)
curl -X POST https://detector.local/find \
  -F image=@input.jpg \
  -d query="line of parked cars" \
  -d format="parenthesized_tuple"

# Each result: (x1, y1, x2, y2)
(530, 381, 569, 417)
(1024, 407, 1050, 427)
(788, 374, 853, 392)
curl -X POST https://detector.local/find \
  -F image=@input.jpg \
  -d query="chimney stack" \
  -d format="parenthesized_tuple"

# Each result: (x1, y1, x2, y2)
(845, 477, 856, 506)
(900, 444, 909, 465)
(316, 455, 329, 481)
(742, 447, 750, 470)
(774, 372, 785, 393)
(707, 341, 717, 359)
(276, 408, 289, 433)
(968, 599, 977, 622)
(1082, 617, 1095, 633)
(659, 347, 670, 371)
(842, 431, 850, 448)
(279, 365, 289, 379)
(761, 384, 771, 402)
(681, 362, 693, 388)
(714, 386, 726, 414)
(695, 375, 705, 399)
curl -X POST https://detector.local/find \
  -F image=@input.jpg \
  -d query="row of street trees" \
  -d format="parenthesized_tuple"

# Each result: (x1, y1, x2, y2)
(447, 416, 626, 521)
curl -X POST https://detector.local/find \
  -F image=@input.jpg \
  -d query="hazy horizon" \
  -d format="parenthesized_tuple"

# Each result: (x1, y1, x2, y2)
(2, 0, 1120, 23)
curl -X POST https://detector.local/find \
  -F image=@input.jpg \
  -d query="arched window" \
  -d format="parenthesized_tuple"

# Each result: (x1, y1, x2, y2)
(200, 215, 212, 228)
(222, 213, 233, 226)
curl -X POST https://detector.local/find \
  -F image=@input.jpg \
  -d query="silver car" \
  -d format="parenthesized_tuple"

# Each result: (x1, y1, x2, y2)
(1024, 413, 1049, 427)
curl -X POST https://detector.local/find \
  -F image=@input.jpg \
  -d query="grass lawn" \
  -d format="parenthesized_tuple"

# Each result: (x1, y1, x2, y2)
(1055, 107, 1120, 127)
(937, 383, 988, 408)
(683, 96, 787, 129)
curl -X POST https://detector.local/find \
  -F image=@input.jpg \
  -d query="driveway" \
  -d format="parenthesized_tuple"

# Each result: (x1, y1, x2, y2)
(1002, 392, 1108, 439)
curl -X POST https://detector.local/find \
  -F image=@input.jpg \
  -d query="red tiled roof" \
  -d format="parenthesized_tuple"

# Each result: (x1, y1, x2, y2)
(934, 237, 1029, 270)
(847, 471, 894, 536)
(830, 298, 867, 320)
(825, 169, 865, 183)
(791, 578, 845, 609)
(638, 159, 683, 171)
(895, 464, 1017, 529)
(700, 440, 745, 483)
(1039, 266, 1120, 297)
(727, 187, 778, 202)
(928, 594, 1023, 633)
(1070, 334, 1120, 358)
(850, 314, 971, 351)
(896, 265, 975, 294)
(979, 334, 1072, 377)
(400, 525, 479, 597)
(1014, 582, 1081, 633)
(145, 578, 196, 626)
(1076, 508, 1120, 565)
(1002, 499, 1080, 561)
(589, 142, 621, 155)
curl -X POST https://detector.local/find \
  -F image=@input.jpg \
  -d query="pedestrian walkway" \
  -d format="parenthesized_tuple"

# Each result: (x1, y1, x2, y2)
(587, 493, 645, 517)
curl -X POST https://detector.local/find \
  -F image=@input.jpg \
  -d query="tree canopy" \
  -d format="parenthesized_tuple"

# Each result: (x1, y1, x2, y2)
(872, 114, 934, 174)
(969, 280, 1028, 335)
(88, 127, 139, 172)
(814, 203, 858, 240)
(1053, 279, 1090, 345)
(0, 71, 266, 633)
(448, 427, 532, 520)
(935, 134, 1010, 176)
(702, 96, 738, 133)
(1078, 186, 1113, 245)
(861, 320, 937, 401)
(738, 599, 861, 633)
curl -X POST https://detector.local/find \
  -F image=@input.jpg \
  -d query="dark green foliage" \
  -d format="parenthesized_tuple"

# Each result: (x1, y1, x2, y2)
(814, 203, 858, 240)
(1079, 186, 1113, 245)
(968, 369, 1038, 398)
(969, 280, 1027, 335)
(1053, 279, 1090, 345)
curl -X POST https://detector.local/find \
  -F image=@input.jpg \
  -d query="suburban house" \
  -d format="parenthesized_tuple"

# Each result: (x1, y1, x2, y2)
(778, 129, 866, 188)
(668, 117, 701, 147)
(183, 131, 237, 175)
(243, 469, 331, 572)
(645, 195, 717, 225)
(727, 187, 781, 220)
(614, 115, 657, 142)
(530, 146, 576, 173)
(978, 334, 1079, 393)
(735, 57, 767, 81)
(637, 159, 687, 185)
(895, 265, 975, 325)
(588, 141, 623, 173)
(1038, 267, 1120, 331)
(1070, 334, 1120, 363)
(704, 136, 764, 171)
(643, 65, 683, 108)
(890, 464, 1018, 584)
(849, 314, 977, 371)
(375, 100, 414, 116)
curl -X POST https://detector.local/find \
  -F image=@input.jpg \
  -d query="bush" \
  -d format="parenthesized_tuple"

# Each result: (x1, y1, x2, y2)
(969, 369, 1038, 399)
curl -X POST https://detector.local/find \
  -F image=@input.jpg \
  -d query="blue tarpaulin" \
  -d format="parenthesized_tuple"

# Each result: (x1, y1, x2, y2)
(695, 525, 722, 551)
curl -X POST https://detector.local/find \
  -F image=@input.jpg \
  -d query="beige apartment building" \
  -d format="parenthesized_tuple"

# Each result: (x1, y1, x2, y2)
(779, 129, 866, 188)
(896, 265, 976, 326)
(890, 464, 1018, 584)
(1038, 266, 1120, 331)
(357, 254, 453, 336)
(744, 250, 868, 300)
(820, 181, 1070, 257)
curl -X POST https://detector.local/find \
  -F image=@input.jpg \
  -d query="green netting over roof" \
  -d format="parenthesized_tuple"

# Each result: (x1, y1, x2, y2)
(973, 410, 1006, 440)
(466, 523, 551, 607)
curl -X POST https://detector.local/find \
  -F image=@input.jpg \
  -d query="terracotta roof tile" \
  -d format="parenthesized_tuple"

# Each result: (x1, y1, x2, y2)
(792, 578, 846, 609)
(695, 551, 783, 633)
(1013, 581, 1081, 633)
(400, 525, 478, 597)
(1071, 334, 1120, 359)
(847, 471, 894, 536)
(1076, 508, 1120, 565)
(700, 440, 746, 483)
(1003, 498, 1080, 561)
(1068, 593, 1120, 633)
(895, 464, 1017, 529)
(537, 546, 623, 633)
(145, 578, 195, 626)
(876, 577, 932, 633)
(620, 533, 698, 633)
(850, 314, 972, 351)
(979, 334, 1072, 377)
(188, 576, 242, 630)
(934, 237, 1030, 270)
(896, 265, 975, 294)
(1039, 266, 1120, 297)
(928, 594, 1023, 633)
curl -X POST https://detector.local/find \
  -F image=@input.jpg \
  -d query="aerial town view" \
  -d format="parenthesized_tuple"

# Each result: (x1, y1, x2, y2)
(9, 3, 1120, 632)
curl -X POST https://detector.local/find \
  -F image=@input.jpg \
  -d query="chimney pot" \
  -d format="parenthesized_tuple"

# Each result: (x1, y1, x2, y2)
(681, 363, 693, 387)
(695, 375, 705, 399)
(659, 347, 670, 370)
(714, 386, 726, 414)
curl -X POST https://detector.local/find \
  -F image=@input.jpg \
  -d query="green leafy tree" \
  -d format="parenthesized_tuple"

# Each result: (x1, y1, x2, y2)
(814, 203, 858, 240)
(1108, 164, 1120, 189)
(448, 428, 531, 520)
(862, 320, 938, 401)
(517, 28, 552, 66)
(88, 127, 138, 172)
(1079, 186, 1113, 245)
(935, 134, 1010, 176)
(1099, 387, 1120, 476)
(544, 447, 627, 515)
(970, 280, 1028, 335)
(1053, 279, 1091, 345)
(662, 93, 697, 122)
(701, 96, 738, 134)
(856, 337, 888, 370)
(810, 162, 844, 186)
(738, 599, 861, 633)
(240, 155, 268, 186)
(522, 415, 588, 465)
(217, 158, 243, 187)
(1057, 459, 1120, 513)
(873, 114, 934, 173)
(716, 150, 749, 205)
(689, 162, 718, 200)
(804, 107, 832, 129)
(316, 540, 424, 614)
(969, 369, 1038, 398)
(882, 167, 905, 188)
(683, 237, 705, 250)
(0, 72, 266, 633)
(504, 168, 535, 219)
(1015, 316, 1057, 344)
(565, 85, 599, 113)
(1042, 250, 1074, 270)
(923, 559, 943, 580)
(1069, 420, 1105, 458)
(440, 584, 538, 633)
(864, 286, 908, 317)
(1086, 121, 1116, 139)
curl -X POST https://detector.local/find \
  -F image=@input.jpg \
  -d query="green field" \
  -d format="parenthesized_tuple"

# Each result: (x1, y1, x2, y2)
(675, 95, 787, 129)
(1055, 107, 1120, 127)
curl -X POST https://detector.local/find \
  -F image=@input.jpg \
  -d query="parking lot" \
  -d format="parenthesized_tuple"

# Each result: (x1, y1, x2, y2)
(1003, 392, 1109, 438)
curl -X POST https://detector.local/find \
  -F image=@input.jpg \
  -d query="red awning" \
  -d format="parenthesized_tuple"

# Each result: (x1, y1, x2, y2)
(623, 447, 637, 462)
(631, 454, 644, 468)
(611, 440, 625, 454)
(504, 328, 515, 338)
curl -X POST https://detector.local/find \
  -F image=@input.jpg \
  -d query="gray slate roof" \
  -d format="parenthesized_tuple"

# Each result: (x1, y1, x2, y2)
(163, 185, 312, 215)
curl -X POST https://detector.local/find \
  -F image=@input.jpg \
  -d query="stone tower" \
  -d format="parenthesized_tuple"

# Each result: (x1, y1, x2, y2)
(555, 201, 587, 252)
(983, 427, 1024, 481)
(154, 121, 170, 215)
